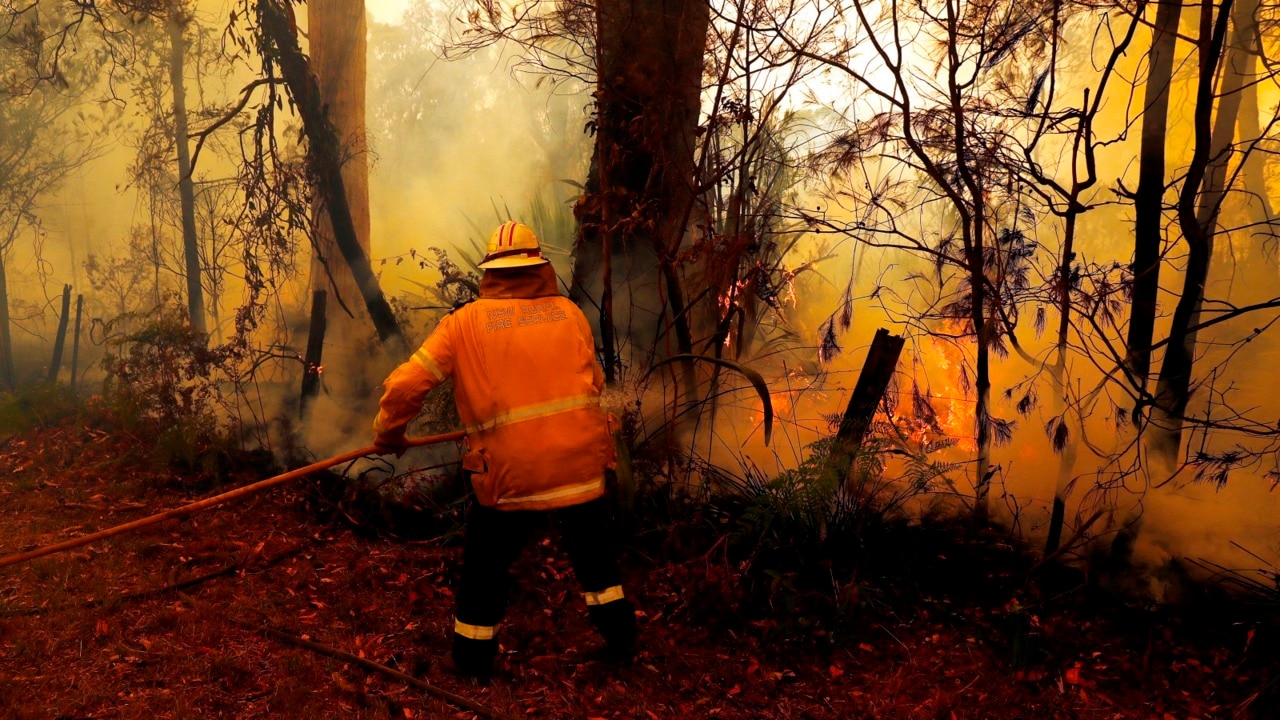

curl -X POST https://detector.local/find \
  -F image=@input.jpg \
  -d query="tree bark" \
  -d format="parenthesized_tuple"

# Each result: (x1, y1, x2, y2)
(0, 249, 13, 389)
(300, 289, 327, 417)
(47, 284, 71, 384)
(169, 5, 205, 335)
(307, 0, 371, 338)
(257, 0, 403, 349)
(573, 149, 619, 383)
(1149, 0, 1236, 463)
(70, 293, 83, 393)
(1231, 0, 1275, 231)
(969, 216, 994, 525)
(575, 0, 710, 385)
(1045, 206, 1082, 555)
(1125, 0, 1183, 405)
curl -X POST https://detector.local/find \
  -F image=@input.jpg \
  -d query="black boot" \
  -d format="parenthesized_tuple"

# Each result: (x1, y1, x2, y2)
(588, 599, 637, 662)
(450, 634, 497, 681)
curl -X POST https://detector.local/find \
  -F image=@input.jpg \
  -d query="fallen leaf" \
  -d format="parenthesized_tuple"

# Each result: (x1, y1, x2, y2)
(331, 671, 359, 693)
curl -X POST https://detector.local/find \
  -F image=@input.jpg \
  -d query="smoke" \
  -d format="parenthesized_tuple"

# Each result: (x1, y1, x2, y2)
(5, 0, 1278, 588)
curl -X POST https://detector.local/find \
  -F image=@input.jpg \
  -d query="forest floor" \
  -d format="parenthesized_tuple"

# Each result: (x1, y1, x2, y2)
(0, 413, 1276, 719)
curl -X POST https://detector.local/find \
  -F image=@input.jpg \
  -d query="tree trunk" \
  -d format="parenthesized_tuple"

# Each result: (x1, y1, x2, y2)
(572, 149, 619, 383)
(970, 218, 994, 525)
(300, 289, 327, 417)
(257, 0, 403, 349)
(575, 0, 709, 386)
(307, 0, 371, 339)
(70, 293, 83, 393)
(0, 249, 14, 389)
(1231, 0, 1275, 231)
(169, 5, 205, 335)
(1125, 0, 1183, 406)
(1149, 0, 1236, 463)
(47, 284, 71, 384)
(1044, 208, 1082, 556)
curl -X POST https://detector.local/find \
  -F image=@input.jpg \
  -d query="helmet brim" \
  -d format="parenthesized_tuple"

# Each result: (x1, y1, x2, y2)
(478, 255, 551, 270)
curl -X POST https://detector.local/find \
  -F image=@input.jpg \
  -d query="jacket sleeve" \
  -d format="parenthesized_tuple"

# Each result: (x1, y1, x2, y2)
(373, 314, 457, 441)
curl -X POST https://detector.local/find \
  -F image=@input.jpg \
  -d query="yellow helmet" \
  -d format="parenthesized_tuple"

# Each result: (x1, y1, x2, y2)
(478, 221, 550, 270)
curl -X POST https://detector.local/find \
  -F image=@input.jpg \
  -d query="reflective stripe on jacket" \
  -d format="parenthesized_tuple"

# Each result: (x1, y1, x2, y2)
(374, 264, 615, 511)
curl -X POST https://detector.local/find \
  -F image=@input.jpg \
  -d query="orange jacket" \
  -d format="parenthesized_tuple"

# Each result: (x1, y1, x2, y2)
(374, 264, 615, 511)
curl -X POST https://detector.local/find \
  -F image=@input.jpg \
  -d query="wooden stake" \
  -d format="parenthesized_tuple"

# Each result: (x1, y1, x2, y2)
(824, 327, 905, 480)
(47, 284, 72, 384)
(0, 430, 465, 570)
(69, 293, 84, 392)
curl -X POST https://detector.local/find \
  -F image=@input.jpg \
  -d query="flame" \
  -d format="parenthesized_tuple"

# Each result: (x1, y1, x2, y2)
(888, 328, 977, 453)
(716, 268, 802, 352)
(929, 335, 975, 451)
(769, 366, 815, 419)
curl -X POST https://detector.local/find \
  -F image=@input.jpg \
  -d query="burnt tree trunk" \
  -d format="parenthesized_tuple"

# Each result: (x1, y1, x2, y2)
(574, 149, 619, 383)
(47, 284, 71, 384)
(1125, 0, 1183, 409)
(1150, 0, 1236, 463)
(69, 293, 83, 393)
(1232, 0, 1275, 232)
(967, 211, 995, 525)
(1044, 205, 1083, 556)
(300, 289, 327, 417)
(574, 0, 709, 388)
(257, 0, 403, 349)
(0, 248, 14, 389)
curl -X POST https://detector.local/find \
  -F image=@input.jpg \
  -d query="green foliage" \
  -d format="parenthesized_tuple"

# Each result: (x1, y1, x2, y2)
(0, 383, 79, 435)
(1005, 600, 1048, 670)
(390, 244, 482, 316)
(732, 437, 954, 550)
(100, 309, 241, 478)
(719, 438, 957, 639)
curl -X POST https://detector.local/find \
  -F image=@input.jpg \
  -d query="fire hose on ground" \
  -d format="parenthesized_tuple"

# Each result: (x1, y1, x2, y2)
(0, 429, 465, 570)
(0, 429, 520, 720)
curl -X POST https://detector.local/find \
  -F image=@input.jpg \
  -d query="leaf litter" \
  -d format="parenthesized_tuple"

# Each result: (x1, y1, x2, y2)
(0, 417, 1275, 718)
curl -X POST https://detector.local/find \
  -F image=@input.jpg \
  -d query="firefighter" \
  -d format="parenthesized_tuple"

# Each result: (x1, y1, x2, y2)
(372, 221, 637, 680)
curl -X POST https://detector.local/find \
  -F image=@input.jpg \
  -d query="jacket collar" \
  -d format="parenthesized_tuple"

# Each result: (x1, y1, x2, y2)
(479, 263, 560, 299)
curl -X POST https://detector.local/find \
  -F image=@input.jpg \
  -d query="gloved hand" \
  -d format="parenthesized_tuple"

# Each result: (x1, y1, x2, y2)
(373, 433, 409, 458)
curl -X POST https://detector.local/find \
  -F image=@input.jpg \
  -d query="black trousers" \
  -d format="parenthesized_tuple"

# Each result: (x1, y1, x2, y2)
(451, 495, 636, 674)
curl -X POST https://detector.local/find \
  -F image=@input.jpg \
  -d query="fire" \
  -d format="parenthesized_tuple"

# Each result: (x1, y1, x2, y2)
(929, 335, 976, 451)
(889, 330, 977, 453)
(715, 268, 802, 352)
(770, 365, 816, 419)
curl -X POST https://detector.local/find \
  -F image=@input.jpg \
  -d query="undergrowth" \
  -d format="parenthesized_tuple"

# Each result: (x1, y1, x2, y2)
(0, 382, 80, 435)
(0, 309, 281, 485)
(631, 437, 969, 644)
